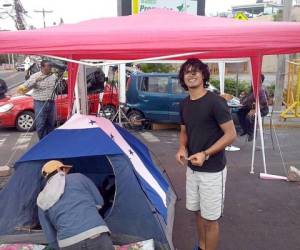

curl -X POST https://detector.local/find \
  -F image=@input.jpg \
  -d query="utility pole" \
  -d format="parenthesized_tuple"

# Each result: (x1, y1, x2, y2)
(273, 0, 292, 112)
(2, 0, 26, 30)
(13, 0, 26, 30)
(34, 8, 53, 28)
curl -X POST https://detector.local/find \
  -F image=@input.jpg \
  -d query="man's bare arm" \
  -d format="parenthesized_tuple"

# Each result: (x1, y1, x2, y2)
(176, 125, 188, 165)
(204, 120, 237, 157)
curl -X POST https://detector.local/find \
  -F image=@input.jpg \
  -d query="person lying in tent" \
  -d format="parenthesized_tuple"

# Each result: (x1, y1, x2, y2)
(37, 160, 114, 250)
(237, 74, 269, 142)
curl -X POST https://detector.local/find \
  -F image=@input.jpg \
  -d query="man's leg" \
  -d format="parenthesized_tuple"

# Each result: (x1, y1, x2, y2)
(237, 108, 248, 135)
(186, 168, 203, 249)
(34, 100, 47, 140)
(45, 101, 56, 136)
(196, 212, 206, 250)
(203, 218, 219, 250)
(86, 233, 114, 250)
(246, 115, 255, 141)
(198, 168, 227, 250)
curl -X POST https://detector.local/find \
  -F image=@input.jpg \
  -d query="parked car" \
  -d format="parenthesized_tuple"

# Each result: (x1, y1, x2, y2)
(0, 72, 118, 132)
(125, 72, 222, 125)
(15, 63, 25, 71)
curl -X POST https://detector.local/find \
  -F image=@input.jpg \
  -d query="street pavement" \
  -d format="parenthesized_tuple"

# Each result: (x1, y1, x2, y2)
(0, 126, 299, 249)
(139, 128, 300, 250)
(0, 70, 25, 90)
(0, 128, 38, 189)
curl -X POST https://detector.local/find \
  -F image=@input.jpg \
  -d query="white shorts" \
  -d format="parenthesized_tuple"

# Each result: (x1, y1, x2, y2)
(186, 167, 227, 220)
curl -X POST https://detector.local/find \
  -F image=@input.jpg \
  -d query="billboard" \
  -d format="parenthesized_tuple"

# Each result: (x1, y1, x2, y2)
(132, 0, 198, 15)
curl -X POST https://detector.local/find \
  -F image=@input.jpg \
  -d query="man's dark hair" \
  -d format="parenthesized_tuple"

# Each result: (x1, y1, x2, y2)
(40, 60, 52, 68)
(178, 58, 210, 90)
(261, 74, 265, 83)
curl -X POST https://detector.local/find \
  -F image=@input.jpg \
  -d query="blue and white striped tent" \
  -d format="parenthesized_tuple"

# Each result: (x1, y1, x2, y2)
(0, 114, 176, 249)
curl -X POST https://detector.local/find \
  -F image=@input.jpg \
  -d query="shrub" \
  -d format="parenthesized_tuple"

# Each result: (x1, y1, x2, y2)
(266, 84, 275, 98)
(209, 78, 250, 97)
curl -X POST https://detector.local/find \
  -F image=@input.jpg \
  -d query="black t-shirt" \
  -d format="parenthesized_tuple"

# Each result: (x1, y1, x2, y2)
(180, 91, 232, 172)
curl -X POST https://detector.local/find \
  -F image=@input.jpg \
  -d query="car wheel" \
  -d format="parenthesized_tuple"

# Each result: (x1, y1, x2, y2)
(102, 105, 117, 120)
(16, 111, 35, 132)
(127, 110, 145, 130)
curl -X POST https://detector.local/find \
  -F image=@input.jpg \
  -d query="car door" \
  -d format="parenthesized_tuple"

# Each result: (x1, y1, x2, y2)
(169, 76, 188, 123)
(137, 75, 170, 122)
(55, 81, 68, 122)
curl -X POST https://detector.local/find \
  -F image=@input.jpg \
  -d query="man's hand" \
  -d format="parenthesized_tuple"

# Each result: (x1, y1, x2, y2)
(175, 147, 187, 166)
(248, 109, 256, 118)
(17, 85, 28, 94)
(188, 152, 206, 167)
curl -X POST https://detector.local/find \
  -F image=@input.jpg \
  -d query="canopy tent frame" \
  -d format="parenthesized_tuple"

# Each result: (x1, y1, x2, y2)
(1, 9, 300, 176)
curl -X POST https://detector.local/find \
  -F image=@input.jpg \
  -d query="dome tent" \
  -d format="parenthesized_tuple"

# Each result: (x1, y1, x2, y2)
(0, 114, 176, 249)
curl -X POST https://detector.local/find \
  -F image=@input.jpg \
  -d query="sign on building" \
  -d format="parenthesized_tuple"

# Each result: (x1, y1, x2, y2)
(132, 0, 198, 15)
(234, 12, 248, 20)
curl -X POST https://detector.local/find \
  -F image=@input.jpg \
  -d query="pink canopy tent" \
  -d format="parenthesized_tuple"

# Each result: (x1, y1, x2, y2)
(1, 9, 300, 174)
(1, 9, 300, 59)
(1, 9, 300, 102)
(1, 9, 300, 100)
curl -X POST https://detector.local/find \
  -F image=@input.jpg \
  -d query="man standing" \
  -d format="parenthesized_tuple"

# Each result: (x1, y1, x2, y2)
(175, 58, 236, 250)
(37, 160, 114, 250)
(18, 60, 57, 139)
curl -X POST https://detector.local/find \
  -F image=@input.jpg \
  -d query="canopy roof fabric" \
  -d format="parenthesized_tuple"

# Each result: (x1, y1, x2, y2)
(1, 9, 300, 60)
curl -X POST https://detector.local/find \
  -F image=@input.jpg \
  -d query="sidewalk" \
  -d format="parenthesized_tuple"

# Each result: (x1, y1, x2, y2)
(263, 112, 300, 129)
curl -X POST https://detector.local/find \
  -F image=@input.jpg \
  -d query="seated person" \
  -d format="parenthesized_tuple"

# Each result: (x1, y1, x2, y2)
(237, 74, 269, 142)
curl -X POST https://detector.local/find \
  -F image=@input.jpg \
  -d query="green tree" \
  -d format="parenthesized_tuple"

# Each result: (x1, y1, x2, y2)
(140, 63, 175, 73)
(0, 54, 8, 64)
(273, 10, 283, 21)
(210, 78, 251, 96)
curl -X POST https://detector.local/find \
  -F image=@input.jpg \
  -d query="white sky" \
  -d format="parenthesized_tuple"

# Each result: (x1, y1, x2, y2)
(1, 0, 260, 30)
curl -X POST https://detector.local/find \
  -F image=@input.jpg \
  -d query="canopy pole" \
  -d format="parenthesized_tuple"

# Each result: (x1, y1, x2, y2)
(218, 61, 225, 94)
(257, 102, 267, 174)
(249, 55, 263, 174)
(250, 97, 258, 174)
(74, 80, 80, 114)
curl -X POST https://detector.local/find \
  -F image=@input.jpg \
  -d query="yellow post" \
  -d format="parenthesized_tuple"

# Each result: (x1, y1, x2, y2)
(280, 60, 300, 119)
(296, 66, 300, 117)
(132, 0, 139, 14)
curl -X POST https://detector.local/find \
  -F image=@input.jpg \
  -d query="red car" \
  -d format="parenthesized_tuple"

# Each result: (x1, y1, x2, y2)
(0, 84, 118, 132)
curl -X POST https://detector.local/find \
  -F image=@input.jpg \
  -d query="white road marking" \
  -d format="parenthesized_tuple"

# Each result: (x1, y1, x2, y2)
(12, 133, 34, 150)
(0, 134, 10, 147)
(139, 131, 160, 143)
(0, 138, 7, 147)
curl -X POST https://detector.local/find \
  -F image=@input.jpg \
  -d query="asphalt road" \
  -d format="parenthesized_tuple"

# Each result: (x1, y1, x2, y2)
(0, 126, 299, 249)
(0, 70, 25, 90)
(139, 128, 300, 250)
